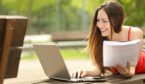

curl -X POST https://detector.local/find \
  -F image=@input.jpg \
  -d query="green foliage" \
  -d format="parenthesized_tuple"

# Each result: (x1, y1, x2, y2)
(60, 48, 88, 60)
(0, 0, 145, 34)
(118, 0, 145, 27)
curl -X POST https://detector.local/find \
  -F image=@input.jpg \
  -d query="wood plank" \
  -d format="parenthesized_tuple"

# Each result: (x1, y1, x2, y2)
(51, 31, 88, 42)
(4, 60, 145, 84)
(0, 19, 14, 84)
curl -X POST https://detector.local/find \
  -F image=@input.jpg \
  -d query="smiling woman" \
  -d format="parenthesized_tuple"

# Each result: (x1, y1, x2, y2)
(72, 0, 145, 79)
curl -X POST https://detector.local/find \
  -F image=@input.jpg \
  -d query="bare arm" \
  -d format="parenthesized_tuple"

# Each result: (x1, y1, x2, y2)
(130, 27, 143, 57)
(115, 27, 143, 78)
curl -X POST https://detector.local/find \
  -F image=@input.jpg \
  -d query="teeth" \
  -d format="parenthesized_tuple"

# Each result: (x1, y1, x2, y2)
(102, 29, 106, 32)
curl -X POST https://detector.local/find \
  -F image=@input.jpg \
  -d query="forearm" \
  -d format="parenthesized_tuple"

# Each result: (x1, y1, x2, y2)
(130, 66, 135, 75)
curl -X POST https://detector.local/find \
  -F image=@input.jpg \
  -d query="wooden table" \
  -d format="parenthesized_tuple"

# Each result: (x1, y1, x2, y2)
(4, 60, 145, 84)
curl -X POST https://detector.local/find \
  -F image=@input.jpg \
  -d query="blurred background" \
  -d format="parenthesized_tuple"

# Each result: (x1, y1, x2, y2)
(1, 0, 145, 61)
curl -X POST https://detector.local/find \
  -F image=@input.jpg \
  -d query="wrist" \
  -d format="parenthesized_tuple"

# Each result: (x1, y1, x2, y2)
(121, 73, 133, 79)
(87, 68, 102, 77)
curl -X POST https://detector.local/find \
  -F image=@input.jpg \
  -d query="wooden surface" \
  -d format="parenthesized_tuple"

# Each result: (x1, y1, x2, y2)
(0, 16, 28, 79)
(4, 60, 145, 84)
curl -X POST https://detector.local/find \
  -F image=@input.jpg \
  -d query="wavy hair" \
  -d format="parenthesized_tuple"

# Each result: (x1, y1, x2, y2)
(88, 1, 125, 73)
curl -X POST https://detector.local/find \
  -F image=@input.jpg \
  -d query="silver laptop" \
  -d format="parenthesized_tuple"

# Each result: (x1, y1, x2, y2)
(33, 44, 106, 82)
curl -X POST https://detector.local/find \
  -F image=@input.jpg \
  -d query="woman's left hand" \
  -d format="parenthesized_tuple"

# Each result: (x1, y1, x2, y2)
(115, 62, 133, 78)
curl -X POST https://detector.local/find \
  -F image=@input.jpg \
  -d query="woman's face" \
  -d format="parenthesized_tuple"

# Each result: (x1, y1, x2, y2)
(97, 9, 111, 37)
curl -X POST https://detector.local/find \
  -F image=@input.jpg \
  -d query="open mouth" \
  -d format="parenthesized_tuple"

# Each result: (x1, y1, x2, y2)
(101, 29, 107, 33)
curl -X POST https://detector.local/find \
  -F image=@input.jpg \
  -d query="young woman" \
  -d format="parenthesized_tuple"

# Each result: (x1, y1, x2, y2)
(71, 1, 145, 78)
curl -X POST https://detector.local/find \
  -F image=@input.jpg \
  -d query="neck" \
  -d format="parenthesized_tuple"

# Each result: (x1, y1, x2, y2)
(108, 31, 120, 41)
(108, 26, 123, 41)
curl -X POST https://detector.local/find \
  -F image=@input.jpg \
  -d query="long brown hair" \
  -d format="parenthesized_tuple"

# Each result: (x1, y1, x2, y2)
(88, 1, 125, 73)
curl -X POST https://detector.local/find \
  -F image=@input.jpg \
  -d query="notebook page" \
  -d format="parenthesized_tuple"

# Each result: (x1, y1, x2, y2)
(103, 39, 141, 67)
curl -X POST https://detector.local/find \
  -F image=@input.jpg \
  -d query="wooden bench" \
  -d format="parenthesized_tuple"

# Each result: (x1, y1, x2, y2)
(0, 16, 27, 84)
(51, 31, 88, 42)
(51, 31, 88, 48)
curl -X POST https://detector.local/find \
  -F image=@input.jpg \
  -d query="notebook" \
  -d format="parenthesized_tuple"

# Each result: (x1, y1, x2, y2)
(33, 44, 107, 82)
(103, 39, 141, 67)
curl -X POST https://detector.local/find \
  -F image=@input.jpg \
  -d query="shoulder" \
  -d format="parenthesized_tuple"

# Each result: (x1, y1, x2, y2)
(130, 26, 143, 40)
(131, 26, 143, 33)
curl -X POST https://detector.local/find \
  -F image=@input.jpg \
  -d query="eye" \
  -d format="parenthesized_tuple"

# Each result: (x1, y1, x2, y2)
(103, 20, 109, 23)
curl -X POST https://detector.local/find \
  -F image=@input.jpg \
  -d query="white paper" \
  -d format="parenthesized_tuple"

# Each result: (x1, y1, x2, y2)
(103, 39, 141, 67)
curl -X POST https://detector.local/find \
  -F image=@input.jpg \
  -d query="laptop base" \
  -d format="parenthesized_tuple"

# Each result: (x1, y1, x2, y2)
(50, 77, 107, 83)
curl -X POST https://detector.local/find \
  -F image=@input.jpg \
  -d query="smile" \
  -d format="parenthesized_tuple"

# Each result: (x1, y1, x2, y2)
(101, 29, 107, 33)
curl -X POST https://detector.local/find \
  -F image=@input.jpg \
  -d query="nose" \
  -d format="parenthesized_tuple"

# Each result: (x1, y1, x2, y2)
(97, 22, 103, 29)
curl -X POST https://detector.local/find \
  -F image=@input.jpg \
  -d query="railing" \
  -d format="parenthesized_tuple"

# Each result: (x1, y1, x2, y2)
(23, 32, 88, 51)
(22, 34, 145, 51)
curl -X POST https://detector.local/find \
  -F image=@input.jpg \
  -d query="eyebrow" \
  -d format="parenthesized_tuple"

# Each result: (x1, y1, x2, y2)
(97, 18, 109, 21)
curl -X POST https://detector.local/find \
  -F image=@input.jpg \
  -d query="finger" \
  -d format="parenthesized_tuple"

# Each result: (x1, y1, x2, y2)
(81, 71, 87, 78)
(73, 71, 78, 78)
(115, 65, 124, 74)
(71, 71, 76, 78)
(71, 72, 74, 78)
(127, 61, 130, 73)
(77, 70, 82, 78)
(115, 64, 127, 75)
(117, 64, 127, 73)
(115, 64, 125, 73)
(127, 61, 130, 68)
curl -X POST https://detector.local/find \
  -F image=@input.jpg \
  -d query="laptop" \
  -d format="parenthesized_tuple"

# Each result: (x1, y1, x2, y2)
(33, 44, 107, 82)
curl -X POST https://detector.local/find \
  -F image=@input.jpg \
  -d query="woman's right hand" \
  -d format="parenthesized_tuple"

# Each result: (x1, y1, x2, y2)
(71, 70, 88, 78)
(71, 67, 101, 78)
